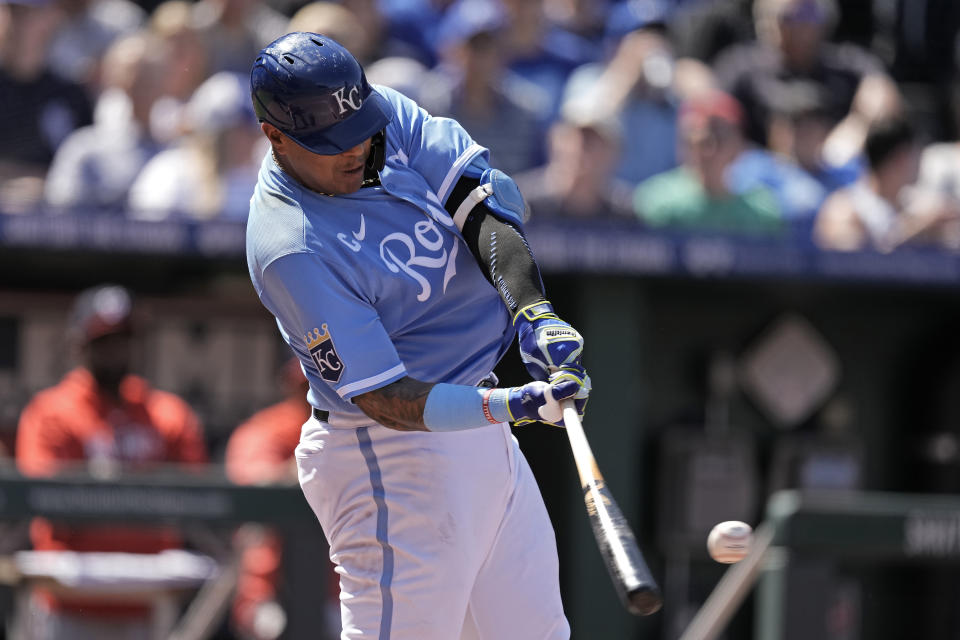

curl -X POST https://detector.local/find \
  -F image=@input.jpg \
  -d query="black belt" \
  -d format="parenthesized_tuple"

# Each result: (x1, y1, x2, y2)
(312, 407, 330, 421)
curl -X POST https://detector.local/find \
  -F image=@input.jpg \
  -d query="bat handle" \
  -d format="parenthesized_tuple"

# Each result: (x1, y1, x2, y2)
(559, 398, 586, 440)
(560, 398, 580, 428)
(550, 363, 583, 428)
(559, 399, 599, 500)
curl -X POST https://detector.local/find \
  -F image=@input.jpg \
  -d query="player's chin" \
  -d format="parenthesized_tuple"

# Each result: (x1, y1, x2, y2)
(336, 167, 366, 193)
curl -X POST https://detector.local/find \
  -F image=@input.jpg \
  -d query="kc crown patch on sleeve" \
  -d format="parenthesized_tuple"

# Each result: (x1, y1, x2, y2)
(305, 324, 344, 383)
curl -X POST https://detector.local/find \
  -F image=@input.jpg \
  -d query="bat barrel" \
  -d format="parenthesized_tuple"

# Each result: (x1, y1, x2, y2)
(570, 401, 664, 618)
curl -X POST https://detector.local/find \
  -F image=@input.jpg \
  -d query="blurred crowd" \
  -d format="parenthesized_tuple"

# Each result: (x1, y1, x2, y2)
(2, 0, 960, 252)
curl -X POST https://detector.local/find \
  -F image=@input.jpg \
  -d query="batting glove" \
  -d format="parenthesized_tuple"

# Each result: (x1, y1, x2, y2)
(507, 365, 591, 427)
(514, 301, 584, 381)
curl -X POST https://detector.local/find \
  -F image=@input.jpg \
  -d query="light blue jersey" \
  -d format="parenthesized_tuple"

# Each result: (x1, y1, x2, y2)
(247, 85, 514, 428)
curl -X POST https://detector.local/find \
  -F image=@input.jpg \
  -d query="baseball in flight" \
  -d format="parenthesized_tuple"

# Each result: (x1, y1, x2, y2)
(707, 520, 753, 563)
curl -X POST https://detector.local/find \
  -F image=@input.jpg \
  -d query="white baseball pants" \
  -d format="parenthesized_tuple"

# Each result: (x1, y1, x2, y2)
(296, 417, 570, 640)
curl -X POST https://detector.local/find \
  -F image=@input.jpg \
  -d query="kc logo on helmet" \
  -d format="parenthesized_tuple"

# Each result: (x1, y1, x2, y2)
(332, 86, 363, 115)
(305, 324, 344, 383)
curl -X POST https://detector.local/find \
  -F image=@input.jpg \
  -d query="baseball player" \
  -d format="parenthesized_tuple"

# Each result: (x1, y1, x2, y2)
(247, 32, 590, 639)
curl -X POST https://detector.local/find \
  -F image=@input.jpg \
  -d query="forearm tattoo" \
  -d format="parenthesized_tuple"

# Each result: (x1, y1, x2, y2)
(354, 377, 435, 431)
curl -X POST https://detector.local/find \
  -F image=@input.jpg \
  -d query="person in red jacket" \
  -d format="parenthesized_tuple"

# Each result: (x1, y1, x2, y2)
(225, 357, 307, 486)
(15, 284, 208, 640)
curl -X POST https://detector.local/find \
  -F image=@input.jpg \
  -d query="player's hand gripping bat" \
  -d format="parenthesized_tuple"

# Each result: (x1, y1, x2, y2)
(561, 399, 663, 616)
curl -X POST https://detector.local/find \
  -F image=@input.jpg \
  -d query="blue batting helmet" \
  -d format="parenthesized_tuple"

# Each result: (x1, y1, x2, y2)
(250, 32, 393, 155)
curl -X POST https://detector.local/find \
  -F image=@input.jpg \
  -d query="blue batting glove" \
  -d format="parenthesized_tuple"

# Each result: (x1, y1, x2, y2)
(506, 365, 591, 427)
(513, 301, 584, 381)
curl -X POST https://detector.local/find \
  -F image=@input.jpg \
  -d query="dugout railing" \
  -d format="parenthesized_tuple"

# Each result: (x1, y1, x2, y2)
(0, 467, 327, 640)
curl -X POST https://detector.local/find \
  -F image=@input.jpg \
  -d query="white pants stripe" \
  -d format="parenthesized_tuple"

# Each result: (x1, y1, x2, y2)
(355, 426, 394, 640)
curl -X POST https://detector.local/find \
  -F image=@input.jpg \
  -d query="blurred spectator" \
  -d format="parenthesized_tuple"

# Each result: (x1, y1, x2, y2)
(764, 80, 863, 193)
(14, 284, 208, 639)
(634, 90, 784, 236)
(286, 2, 372, 65)
(380, 0, 456, 67)
(225, 358, 325, 640)
(713, 0, 896, 153)
(288, 1, 427, 73)
(541, 0, 608, 68)
(917, 141, 960, 207)
(292, 0, 425, 70)
(45, 0, 145, 90)
(544, 0, 608, 39)
(146, 0, 210, 144)
(516, 97, 634, 221)
(814, 116, 960, 252)
(149, 1, 208, 103)
(562, 1, 682, 185)
(128, 71, 262, 221)
(340, 0, 412, 65)
(420, 0, 546, 175)
(916, 84, 960, 206)
(225, 357, 306, 487)
(725, 81, 833, 240)
(191, 0, 287, 75)
(669, 0, 755, 64)
(43, 31, 167, 212)
(726, 145, 826, 241)
(0, 0, 93, 213)
(366, 55, 429, 103)
(821, 71, 904, 170)
(499, 0, 586, 122)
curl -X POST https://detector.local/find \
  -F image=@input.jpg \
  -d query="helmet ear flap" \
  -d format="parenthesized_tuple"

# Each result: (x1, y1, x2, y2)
(365, 129, 386, 175)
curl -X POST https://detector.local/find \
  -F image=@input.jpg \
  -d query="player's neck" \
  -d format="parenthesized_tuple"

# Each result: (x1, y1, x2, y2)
(272, 150, 306, 189)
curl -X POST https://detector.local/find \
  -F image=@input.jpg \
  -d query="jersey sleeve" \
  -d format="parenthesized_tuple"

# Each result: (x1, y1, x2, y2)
(377, 85, 490, 205)
(262, 252, 407, 400)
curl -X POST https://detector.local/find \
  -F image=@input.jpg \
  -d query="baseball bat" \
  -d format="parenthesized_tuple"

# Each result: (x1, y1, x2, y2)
(561, 399, 663, 616)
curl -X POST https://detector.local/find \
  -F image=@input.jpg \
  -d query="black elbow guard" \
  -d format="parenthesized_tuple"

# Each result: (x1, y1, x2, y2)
(446, 171, 544, 312)
(444, 168, 527, 231)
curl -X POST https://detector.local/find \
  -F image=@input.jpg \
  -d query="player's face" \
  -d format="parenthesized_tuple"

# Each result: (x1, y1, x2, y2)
(292, 138, 372, 195)
(264, 124, 372, 195)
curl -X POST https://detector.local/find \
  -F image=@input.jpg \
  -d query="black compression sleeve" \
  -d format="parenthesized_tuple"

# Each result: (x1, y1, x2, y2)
(450, 177, 546, 316)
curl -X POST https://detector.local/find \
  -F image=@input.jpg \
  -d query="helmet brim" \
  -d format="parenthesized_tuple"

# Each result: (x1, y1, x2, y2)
(291, 89, 393, 155)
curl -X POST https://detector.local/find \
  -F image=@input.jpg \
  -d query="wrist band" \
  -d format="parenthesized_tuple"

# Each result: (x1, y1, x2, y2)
(512, 300, 557, 325)
(481, 388, 499, 424)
